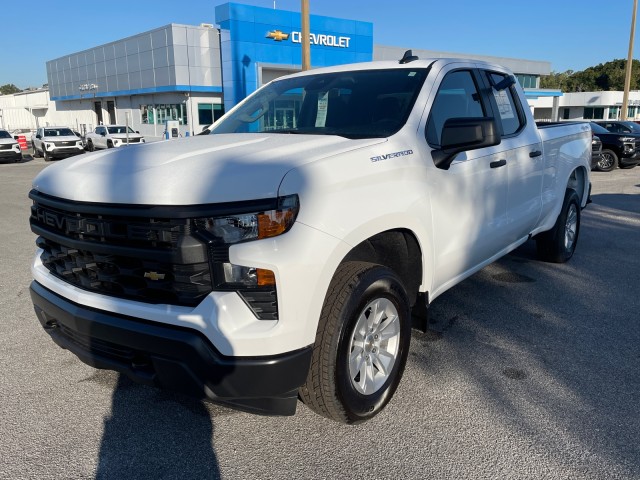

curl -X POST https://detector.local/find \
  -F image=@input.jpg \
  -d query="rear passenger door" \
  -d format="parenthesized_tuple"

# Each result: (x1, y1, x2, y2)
(481, 69, 544, 243)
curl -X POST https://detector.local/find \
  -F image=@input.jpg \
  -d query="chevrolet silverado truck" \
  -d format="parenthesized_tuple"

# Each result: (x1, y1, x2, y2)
(0, 129, 23, 162)
(32, 127, 85, 161)
(84, 125, 145, 151)
(29, 54, 591, 424)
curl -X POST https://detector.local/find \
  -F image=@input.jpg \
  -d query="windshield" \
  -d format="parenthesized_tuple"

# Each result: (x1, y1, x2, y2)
(0, 131, 11, 139)
(211, 68, 429, 139)
(590, 123, 609, 134)
(44, 128, 74, 136)
(107, 126, 136, 134)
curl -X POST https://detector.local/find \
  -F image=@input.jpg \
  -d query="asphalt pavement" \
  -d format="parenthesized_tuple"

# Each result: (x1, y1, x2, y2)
(1, 155, 639, 479)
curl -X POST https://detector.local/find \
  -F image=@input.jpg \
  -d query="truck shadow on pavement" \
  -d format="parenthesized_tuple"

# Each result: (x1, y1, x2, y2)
(407, 193, 640, 477)
(95, 374, 223, 480)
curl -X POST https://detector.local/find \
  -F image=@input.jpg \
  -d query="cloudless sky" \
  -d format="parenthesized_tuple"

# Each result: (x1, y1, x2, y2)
(1, 0, 637, 89)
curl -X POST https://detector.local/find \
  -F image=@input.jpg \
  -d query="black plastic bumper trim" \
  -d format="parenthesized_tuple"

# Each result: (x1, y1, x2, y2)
(30, 281, 312, 416)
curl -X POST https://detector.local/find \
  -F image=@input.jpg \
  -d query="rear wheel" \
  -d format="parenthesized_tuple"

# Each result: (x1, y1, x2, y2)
(536, 189, 581, 263)
(299, 262, 411, 424)
(597, 149, 618, 172)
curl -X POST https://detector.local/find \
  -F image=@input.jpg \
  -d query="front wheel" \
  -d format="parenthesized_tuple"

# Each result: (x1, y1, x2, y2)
(43, 148, 50, 162)
(86, 140, 94, 152)
(107, 140, 114, 148)
(597, 149, 618, 172)
(299, 262, 411, 424)
(536, 189, 581, 263)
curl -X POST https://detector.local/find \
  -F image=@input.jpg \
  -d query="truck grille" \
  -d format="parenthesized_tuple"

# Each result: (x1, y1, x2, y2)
(30, 190, 281, 318)
(36, 236, 211, 305)
(0, 144, 13, 150)
(53, 141, 77, 147)
(30, 192, 213, 307)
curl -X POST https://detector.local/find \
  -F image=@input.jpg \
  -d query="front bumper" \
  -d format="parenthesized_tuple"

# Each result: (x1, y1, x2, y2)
(30, 281, 312, 416)
(0, 150, 22, 162)
(47, 148, 85, 160)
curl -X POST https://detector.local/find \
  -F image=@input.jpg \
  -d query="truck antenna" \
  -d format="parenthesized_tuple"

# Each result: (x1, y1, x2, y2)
(399, 50, 419, 64)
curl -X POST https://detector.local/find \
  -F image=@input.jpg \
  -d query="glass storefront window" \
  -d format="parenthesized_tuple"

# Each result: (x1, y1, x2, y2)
(198, 103, 224, 125)
(584, 107, 604, 119)
(140, 104, 187, 125)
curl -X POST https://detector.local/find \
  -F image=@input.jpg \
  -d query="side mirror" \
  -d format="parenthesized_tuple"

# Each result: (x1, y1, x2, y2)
(135, 131, 140, 134)
(101, 132, 106, 137)
(432, 117, 501, 170)
(36, 134, 42, 139)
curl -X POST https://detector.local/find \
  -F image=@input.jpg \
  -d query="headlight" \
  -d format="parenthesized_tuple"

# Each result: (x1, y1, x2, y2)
(192, 195, 299, 319)
(193, 194, 299, 244)
(76, 141, 83, 146)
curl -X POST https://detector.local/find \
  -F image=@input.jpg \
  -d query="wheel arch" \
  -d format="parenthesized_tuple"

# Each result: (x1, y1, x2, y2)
(341, 229, 423, 307)
(567, 165, 589, 207)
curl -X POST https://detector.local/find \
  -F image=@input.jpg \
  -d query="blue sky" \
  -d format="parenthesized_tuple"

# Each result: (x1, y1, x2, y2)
(1, 0, 637, 89)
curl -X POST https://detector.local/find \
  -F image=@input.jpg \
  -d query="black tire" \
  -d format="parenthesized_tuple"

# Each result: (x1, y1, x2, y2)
(596, 149, 618, 172)
(299, 261, 411, 424)
(107, 140, 114, 148)
(536, 189, 581, 263)
(33, 145, 40, 158)
(86, 140, 94, 152)
(43, 148, 50, 162)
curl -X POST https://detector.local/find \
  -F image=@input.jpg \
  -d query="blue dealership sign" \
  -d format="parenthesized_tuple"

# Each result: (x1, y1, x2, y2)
(215, 2, 373, 111)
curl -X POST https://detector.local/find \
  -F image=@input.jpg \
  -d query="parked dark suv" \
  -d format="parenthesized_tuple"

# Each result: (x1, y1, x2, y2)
(589, 122, 640, 171)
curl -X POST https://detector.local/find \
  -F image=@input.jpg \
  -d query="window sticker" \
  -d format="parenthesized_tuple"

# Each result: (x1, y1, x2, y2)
(492, 89, 515, 120)
(315, 91, 329, 127)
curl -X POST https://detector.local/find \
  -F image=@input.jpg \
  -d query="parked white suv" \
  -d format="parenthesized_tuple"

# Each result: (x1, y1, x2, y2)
(32, 127, 84, 161)
(0, 129, 22, 162)
(85, 125, 145, 151)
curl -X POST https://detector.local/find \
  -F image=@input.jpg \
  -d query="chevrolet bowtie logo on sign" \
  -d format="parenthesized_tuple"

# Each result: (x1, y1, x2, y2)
(266, 30, 290, 41)
(144, 272, 166, 281)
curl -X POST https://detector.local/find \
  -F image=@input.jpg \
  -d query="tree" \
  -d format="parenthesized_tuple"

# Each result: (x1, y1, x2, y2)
(540, 59, 640, 92)
(0, 84, 21, 95)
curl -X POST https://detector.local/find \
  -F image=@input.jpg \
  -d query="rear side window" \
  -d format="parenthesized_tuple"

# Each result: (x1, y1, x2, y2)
(426, 70, 485, 148)
(486, 71, 525, 136)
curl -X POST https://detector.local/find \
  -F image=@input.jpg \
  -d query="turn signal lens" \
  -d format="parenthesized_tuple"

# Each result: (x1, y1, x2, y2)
(257, 268, 276, 286)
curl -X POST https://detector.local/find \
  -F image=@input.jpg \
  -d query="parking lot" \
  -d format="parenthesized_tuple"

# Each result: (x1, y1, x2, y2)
(1, 156, 639, 479)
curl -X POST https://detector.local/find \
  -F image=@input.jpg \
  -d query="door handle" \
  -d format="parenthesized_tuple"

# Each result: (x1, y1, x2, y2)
(490, 159, 507, 168)
(529, 150, 542, 158)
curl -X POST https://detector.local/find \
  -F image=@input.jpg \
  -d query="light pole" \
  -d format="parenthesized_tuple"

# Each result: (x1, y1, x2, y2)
(622, 0, 638, 120)
(301, 0, 311, 71)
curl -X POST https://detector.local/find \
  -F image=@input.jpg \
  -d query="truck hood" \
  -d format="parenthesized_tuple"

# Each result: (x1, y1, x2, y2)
(32, 133, 386, 205)
(0, 138, 18, 146)
(43, 135, 80, 142)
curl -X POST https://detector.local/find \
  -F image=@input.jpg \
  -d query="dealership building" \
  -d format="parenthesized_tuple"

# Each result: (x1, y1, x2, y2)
(0, 2, 558, 139)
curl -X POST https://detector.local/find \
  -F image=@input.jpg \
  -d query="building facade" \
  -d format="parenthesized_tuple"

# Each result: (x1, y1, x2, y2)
(531, 90, 640, 122)
(0, 2, 556, 138)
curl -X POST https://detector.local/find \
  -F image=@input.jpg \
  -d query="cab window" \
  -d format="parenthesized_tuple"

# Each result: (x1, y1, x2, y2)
(485, 71, 525, 136)
(426, 70, 485, 148)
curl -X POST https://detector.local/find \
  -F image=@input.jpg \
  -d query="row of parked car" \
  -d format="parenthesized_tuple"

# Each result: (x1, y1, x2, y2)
(589, 120, 640, 172)
(0, 125, 146, 163)
(31, 125, 145, 161)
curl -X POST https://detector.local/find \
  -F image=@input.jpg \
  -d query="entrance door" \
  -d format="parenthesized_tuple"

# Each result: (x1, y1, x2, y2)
(107, 101, 116, 125)
(94, 101, 103, 125)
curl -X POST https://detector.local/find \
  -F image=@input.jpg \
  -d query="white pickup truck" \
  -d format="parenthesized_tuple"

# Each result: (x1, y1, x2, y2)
(84, 125, 145, 151)
(29, 55, 591, 424)
(32, 126, 85, 161)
